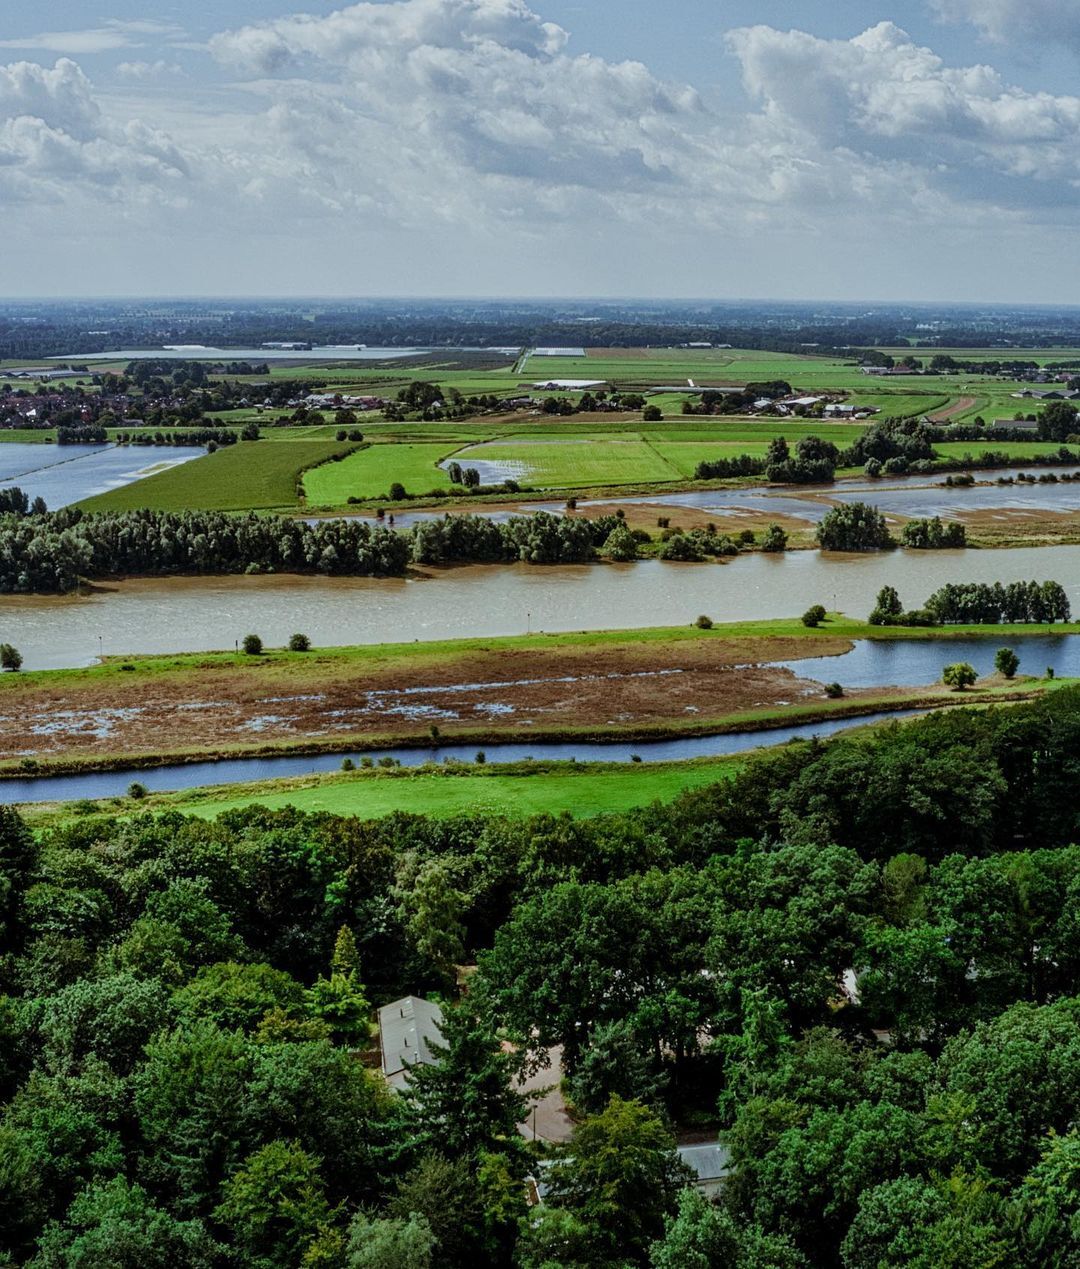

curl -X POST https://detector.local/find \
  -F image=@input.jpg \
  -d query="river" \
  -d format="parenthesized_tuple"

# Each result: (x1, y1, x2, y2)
(3, 547, 1080, 670)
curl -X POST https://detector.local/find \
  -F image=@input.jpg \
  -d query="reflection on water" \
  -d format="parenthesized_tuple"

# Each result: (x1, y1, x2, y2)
(0, 709, 922, 804)
(4, 547, 1080, 670)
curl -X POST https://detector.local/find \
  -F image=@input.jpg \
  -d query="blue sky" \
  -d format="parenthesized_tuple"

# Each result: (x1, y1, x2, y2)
(3, 0, 1080, 300)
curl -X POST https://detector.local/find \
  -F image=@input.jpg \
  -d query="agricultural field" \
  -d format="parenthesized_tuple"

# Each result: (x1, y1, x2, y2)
(78, 437, 360, 513)
(304, 441, 461, 502)
(11, 343, 1076, 514)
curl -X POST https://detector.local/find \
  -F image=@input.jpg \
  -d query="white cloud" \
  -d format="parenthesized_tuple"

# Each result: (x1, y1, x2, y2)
(116, 61, 184, 81)
(0, 59, 190, 205)
(728, 21, 1080, 197)
(929, 0, 1080, 48)
(204, 0, 936, 242)
(0, 20, 184, 57)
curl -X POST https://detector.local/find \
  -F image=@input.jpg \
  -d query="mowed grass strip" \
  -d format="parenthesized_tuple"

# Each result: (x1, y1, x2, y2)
(78, 439, 359, 512)
(304, 442, 461, 503)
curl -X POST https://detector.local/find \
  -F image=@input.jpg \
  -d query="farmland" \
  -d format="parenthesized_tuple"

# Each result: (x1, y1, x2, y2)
(304, 441, 460, 503)
(77, 437, 360, 513)
(3, 341, 1075, 523)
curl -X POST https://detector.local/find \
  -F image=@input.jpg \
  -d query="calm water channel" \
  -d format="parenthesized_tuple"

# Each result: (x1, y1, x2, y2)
(0, 710, 922, 804)
(3, 547, 1080, 670)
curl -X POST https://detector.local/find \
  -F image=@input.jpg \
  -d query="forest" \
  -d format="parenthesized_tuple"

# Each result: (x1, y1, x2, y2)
(4, 691, 1080, 1265)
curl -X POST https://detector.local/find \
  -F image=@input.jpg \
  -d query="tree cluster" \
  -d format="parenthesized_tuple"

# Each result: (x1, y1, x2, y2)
(816, 503, 894, 552)
(7, 690, 1080, 1261)
(898, 517, 967, 549)
(870, 581, 1071, 626)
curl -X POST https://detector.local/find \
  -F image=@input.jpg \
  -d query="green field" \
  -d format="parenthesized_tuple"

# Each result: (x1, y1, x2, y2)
(0, 429, 56, 443)
(79, 438, 360, 513)
(450, 436, 680, 487)
(143, 759, 740, 822)
(933, 440, 1072, 462)
(10, 343, 1078, 515)
(304, 442, 460, 503)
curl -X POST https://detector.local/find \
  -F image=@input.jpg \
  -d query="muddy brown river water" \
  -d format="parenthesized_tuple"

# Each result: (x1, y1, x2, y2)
(4, 546, 1080, 670)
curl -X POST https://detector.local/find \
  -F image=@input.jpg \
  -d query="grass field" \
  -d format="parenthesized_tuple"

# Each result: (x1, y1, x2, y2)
(166, 759, 739, 819)
(79, 438, 360, 513)
(933, 441, 1074, 462)
(303, 442, 460, 503)
(0, 429, 56, 442)
(20, 757, 744, 828)
(450, 437, 681, 487)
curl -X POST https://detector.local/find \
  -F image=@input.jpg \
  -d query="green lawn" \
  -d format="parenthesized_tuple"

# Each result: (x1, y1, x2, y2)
(303, 442, 461, 503)
(123, 759, 741, 821)
(78, 439, 360, 512)
(649, 440, 770, 476)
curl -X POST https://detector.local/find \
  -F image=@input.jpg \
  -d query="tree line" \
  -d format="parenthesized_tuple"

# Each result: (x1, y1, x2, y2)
(6, 692, 1080, 1261)
(869, 580, 1071, 626)
(0, 504, 639, 593)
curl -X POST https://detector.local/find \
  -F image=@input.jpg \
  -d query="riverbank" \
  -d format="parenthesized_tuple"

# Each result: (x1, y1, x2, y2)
(0, 616, 1068, 777)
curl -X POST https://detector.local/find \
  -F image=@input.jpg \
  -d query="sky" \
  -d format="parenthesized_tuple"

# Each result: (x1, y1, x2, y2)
(4, 0, 1080, 301)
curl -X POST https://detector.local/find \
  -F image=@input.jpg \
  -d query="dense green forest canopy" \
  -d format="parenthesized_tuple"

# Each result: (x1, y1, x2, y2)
(5, 691, 1080, 1264)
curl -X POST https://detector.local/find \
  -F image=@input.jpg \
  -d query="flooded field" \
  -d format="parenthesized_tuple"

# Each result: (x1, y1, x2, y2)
(0, 442, 204, 508)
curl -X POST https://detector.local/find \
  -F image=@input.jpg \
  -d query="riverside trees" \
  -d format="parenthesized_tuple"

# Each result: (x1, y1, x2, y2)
(7, 692, 1080, 1260)
(816, 502, 893, 551)
(0, 506, 623, 592)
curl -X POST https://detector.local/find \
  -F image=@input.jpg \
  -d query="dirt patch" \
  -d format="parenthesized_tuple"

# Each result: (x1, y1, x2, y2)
(928, 396, 976, 421)
(2, 638, 854, 763)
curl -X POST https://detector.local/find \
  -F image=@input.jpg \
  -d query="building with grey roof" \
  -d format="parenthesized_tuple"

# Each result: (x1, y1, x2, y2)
(378, 995, 444, 1090)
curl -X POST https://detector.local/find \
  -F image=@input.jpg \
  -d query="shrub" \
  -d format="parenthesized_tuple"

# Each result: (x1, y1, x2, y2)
(802, 605, 827, 628)
(761, 523, 788, 553)
(341, 758, 355, 772)
(287, 633, 311, 652)
(127, 782, 148, 800)
(694, 615, 714, 629)
(825, 682, 844, 698)
(943, 662, 977, 691)
(389, 482, 407, 501)
(0, 643, 22, 671)
(241, 634, 263, 656)
(995, 648, 1020, 679)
